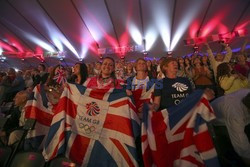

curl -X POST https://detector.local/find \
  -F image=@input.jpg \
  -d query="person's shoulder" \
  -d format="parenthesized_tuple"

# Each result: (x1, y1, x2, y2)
(176, 76, 188, 81)
(148, 77, 157, 82)
(83, 76, 97, 86)
(116, 78, 124, 83)
(176, 77, 191, 84)
(126, 76, 134, 81)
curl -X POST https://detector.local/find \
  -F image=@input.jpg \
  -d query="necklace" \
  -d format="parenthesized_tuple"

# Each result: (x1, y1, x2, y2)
(102, 76, 111, 83)
(97, 76, 112, 88)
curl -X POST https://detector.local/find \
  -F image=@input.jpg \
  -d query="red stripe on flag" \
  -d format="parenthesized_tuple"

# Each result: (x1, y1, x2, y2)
(89, 89, 110, 100)
(151, 112, 169, 166)
(143, 146, 154, 167)
(56, 97, 77, 118)
(109, 99, 136, 112)
(69, 135, 91, 165)
(25, 106, 53, 126)
(141, 134, 147, 142)
(151, 112, 167, 135)
(110, 138, 135, 167)
(110, 99, 129, 108)
(182, 128, 194, 148)
(200, 98, 214, 113)
(194, 130, 215, 152)
(104, 114, 133, 137)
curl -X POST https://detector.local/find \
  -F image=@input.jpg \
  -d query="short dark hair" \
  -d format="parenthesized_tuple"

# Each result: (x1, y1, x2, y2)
(39, 64, 46, 71)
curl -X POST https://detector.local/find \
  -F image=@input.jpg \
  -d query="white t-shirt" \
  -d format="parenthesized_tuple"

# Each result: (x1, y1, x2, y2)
(211, 89, 250, 159)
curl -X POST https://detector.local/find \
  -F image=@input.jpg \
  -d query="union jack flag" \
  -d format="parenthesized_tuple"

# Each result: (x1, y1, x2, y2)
(43, 83, 140, 166)
(126, 77, 156, 118)
(53, 68, 66, 85)
(132, 82, 154, 119)
(24, 84, 56, 150)
(142, 90, 220, 167)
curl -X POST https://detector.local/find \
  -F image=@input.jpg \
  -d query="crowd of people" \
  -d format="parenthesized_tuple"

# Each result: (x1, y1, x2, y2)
(0, 39, 250, 166)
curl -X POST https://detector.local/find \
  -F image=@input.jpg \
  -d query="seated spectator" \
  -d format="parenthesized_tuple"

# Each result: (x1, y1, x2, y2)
(177, 57, 186, 77)
(184, 57, 193, 78)
(9, 70, 26, 94)
(217, 62, 249, 94)
(93, 62, 101, 76)
(211, 89, 250, 166)
(124, 63, 135, 80)
(38, 64, 49, 85)
(0, 90, 29, 145)
(0, 68, 16, 104)
(115, 61, 125, 80)
(147, 60, 157, 78)
(23, 70, 33, 89)
(234, 53, 250, 78)
(86, 63, 94, 77)
(32, 68, 41, 87)
(0, 71, 6, 83)
(157, 57, 166, 79)
(192, 57, 213, 89)
(0, 74, 12, 105)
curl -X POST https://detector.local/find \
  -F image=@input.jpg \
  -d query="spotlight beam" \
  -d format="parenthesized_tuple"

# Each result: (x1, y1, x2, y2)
(7, 0, 59, 52)
(0, 38, 18, 52)
(37, 0, 76, 54)
(170, 0, 178, 49)
(104, 0, 120, 47)
(231, 1, 250, 32)
(138, 0, 145, 38)
(70, 0, 100, 49)
(196, 0, 213, 37)
(0, 20, 35, 52)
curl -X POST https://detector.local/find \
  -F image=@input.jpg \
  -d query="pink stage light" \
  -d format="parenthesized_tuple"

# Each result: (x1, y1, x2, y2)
(189, 20, 200, 38)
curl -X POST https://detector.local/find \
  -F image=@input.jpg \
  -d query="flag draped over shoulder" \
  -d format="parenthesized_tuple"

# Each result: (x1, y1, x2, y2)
(142, 90, 220, 167)
(24, 84, 55, 150)
(43, 83, 140, 166)
(132, 83, 154, 111)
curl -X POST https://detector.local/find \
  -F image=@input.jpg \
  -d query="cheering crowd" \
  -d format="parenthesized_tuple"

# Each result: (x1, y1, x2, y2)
(0, 39, 250, 166)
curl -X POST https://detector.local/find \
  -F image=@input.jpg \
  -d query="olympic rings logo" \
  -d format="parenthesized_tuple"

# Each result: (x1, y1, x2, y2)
(79, 123, 96, 134)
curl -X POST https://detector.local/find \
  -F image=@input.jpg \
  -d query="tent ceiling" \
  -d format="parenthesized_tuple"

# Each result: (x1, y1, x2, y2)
(0, 0, 250, 70)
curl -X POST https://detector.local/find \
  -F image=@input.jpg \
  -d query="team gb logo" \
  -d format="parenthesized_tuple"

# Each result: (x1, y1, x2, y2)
(85, 102, 100, 116)
(172, 82, 188, 92)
